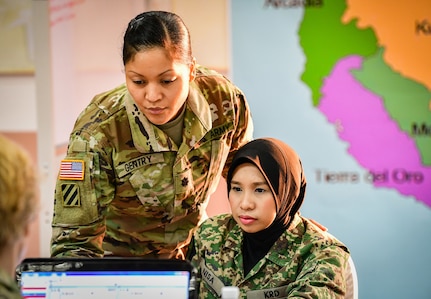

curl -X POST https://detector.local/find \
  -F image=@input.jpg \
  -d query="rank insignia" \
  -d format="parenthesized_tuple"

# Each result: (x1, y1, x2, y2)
(61, 184, 81, 207)
(59, 159, 85, 180)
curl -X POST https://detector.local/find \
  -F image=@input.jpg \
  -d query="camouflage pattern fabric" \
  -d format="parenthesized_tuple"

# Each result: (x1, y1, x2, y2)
(50, 65, 253, 258)
(0, 269, 22, 299)
(189, 213, 350, 299)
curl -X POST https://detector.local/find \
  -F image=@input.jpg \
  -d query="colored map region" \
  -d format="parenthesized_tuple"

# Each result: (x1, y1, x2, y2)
(351, 48, 431, 166)
(319, 55, 431, 206)
(342, 0, 431, 91)
(299, 0, 377, 106)
(298, 0, 431, 207)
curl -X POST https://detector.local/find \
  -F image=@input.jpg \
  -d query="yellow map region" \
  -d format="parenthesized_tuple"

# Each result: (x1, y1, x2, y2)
(342, 0, 431, 93)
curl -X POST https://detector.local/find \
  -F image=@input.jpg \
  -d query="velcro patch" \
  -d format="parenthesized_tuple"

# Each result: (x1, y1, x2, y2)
(59, 159, 85, 180)
(117, 153, 164, 178)
(206, 122, 234, 141)
(61, 184, 81, 207)
(200, 261, 225, 297)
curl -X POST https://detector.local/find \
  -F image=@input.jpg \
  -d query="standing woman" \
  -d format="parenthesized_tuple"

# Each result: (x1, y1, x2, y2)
(50, 11, 253, 258)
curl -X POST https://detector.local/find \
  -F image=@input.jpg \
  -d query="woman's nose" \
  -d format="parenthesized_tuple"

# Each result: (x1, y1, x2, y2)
(239, 193, 254, 210)
(145, 84, 162, 102)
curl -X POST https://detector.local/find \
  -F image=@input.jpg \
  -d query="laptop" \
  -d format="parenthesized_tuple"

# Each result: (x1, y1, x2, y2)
(16, 257, 197, 299)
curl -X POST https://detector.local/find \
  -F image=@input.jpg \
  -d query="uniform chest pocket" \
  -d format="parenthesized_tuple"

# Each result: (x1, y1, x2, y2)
(128, 166, 175, 216)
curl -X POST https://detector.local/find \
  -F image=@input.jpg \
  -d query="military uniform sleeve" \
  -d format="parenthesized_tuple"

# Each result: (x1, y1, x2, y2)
(187, 217, 207, 269)
(186, 220, 206, 297)
(187, 215, 234, 299)
(50, 133, 114, 257)
(286, 241, 350, 298)
(222, 87, 254, 178)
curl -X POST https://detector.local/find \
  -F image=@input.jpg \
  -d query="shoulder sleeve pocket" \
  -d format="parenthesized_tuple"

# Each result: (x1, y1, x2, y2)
(52, 152, 99, 226)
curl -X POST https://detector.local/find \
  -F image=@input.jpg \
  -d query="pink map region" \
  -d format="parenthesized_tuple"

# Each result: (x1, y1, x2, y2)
(318, 56, 431, 207)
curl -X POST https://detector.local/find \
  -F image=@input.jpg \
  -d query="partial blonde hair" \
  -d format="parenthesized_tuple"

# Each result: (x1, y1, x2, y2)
(0, 135, 38, 248)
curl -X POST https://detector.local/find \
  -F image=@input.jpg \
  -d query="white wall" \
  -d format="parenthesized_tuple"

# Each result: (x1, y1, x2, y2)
(0, 76, 36, 131)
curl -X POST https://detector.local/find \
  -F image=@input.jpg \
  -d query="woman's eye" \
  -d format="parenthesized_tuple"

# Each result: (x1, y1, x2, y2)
(255, 188, 266, 193)
(133, 80, 145, 85)
(162, 78, 176, 84)
(231, 186, 241, 192)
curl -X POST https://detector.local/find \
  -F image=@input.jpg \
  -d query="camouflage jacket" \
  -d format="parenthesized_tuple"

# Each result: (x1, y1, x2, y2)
(50, 65, 253, 258)
(0, 269, 22, 299)
(189, 214, 350, 299)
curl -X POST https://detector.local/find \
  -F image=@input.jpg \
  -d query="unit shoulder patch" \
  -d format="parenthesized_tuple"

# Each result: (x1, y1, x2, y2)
(61, 183, 81, 207)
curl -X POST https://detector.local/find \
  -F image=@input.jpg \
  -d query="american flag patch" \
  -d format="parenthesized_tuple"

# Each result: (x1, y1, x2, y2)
(59, 160, 85, 180)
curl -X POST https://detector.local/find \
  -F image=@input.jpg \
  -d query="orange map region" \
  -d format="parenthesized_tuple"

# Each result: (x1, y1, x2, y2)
(342, 0, 431, 93)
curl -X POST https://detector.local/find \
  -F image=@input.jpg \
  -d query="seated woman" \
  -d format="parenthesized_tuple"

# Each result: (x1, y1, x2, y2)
(187, 137, 350, 298)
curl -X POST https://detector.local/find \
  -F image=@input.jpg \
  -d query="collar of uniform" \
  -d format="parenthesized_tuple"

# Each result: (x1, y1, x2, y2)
(125, 84, 213, 153)
(265, 213, 303, 267)
(0, 267, 21, 295)
(175, 82, 213, 156)
(224, 217, 244, 254)
(187, 81, 212, 131)
(125, 92, 172, 152)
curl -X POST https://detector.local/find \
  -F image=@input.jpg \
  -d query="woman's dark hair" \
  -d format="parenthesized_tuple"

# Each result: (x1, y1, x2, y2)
(122, 11, 193, 65)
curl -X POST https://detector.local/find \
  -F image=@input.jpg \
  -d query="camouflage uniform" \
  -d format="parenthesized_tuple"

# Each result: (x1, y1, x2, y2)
(0, 269, 22, 299)
(50, 65, 253, 258)
(190, 213, 350, 299)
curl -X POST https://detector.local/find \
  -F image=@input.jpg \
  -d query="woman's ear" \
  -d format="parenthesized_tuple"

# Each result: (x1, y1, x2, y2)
(189, 57, 196, 82)
(23, 221, 31, 238)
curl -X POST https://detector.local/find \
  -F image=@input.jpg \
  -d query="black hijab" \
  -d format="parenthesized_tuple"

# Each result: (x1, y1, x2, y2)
(226, 138, 307, 275)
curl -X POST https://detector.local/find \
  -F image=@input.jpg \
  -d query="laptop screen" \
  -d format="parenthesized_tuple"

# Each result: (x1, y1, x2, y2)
(16, 257, 196, 299)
